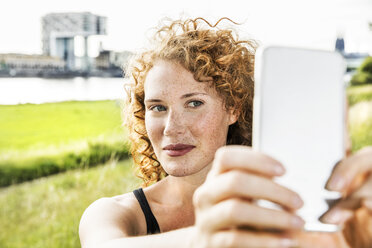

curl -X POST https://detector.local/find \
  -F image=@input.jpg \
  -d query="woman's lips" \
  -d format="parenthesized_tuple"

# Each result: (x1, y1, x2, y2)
(163, 144, 195, 157)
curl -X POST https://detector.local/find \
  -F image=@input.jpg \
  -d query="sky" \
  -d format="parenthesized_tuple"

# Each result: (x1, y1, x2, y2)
(0, 0, 371, 56)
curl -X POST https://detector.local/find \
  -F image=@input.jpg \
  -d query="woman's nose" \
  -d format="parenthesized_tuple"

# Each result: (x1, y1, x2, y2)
(163, 110, 186, 136)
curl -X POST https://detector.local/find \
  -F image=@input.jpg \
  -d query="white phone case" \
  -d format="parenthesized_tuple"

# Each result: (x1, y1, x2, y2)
(253, 46, 346, 232)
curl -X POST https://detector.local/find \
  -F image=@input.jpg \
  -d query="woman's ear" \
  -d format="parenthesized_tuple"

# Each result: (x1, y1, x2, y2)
(228, 109, 239, 125)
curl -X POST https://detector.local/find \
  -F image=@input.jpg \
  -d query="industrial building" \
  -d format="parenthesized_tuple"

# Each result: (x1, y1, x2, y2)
(42, 12, 107, 71)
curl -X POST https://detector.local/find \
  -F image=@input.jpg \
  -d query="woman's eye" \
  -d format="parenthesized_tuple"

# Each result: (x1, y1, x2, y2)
(187, 100, 204, 108)
(149, 105, 167, 112)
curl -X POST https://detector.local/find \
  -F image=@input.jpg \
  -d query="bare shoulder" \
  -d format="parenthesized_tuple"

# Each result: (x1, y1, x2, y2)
(79, 191, 145, 248)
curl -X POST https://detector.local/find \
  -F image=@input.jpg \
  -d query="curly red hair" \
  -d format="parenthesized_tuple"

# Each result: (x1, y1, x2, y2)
(124, 17, 257, 186)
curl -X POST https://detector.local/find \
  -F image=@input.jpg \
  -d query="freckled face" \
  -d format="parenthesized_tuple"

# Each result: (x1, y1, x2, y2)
(144, 60, 237, 177)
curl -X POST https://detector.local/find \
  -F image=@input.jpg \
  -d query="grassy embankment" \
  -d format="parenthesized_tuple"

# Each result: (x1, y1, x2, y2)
(0, 159, 141, 248)
(0, 100, 130, 186)
(0, 100, 137, 247)
(0, 100, 124, 151)
(0, 85, 371, 248)
(347, 85, 372, 152)
(347, 84, 372, 106)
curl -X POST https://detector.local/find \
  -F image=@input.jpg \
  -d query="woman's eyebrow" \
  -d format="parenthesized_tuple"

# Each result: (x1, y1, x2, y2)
(145, 93, 207, 103)
(181, 92, 207, 99)
(144, 99, 162, 103)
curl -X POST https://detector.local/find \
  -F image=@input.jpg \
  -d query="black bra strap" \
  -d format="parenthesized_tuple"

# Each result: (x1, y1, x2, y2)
(133, 188, 160, 234)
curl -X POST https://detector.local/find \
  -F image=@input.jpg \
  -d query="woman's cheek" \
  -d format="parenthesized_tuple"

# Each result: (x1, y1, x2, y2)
(145, 116, 163, 142)
(191, 111, 228, 145)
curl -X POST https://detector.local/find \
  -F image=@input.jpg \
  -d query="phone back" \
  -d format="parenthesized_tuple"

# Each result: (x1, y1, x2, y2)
(253, 46, 346, 231)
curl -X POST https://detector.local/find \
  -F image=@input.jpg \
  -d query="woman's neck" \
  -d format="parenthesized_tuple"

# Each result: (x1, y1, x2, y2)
(147, 162, 212, 207)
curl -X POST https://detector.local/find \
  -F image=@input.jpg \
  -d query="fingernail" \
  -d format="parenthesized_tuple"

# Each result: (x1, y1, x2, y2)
(280, 238, 298, 248)
(328, 176, 345, 191)
(291, 216, 305, 228)
(274, 164, 285, 175)
(325, 210, 341, 224)
(292, 195, 304, 208)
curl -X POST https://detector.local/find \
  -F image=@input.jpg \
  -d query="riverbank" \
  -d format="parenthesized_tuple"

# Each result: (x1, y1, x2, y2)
(0, 159, 140, 248)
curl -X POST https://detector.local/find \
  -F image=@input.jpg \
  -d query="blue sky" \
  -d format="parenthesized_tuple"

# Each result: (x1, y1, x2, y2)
(0, 0, 371, 56)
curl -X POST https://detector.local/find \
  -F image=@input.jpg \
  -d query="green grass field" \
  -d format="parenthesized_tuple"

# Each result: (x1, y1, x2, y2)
(347, 84, 372, 106)
(0, 159, 141, 248)
(0, 100, 129, 186)
(349, 100, 372, 152)
(0, 100, 125, 151)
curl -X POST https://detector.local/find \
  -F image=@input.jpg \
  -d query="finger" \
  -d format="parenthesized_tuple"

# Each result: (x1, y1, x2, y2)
(209, 230, 298, 248)
(350, 175, 372, 199)
(198, 198, 304, 232)
(194, 171, 303, 210)
(320, 198, 360, 224)
(363, 198, 372, 211)
(320, 207, 354, 225)
(342, 206, 372, 248)
(326, 146, 372, 192)
(211, 146, 285, 178)
(322, 176, 372, 224)
(297, 231, 349, 248)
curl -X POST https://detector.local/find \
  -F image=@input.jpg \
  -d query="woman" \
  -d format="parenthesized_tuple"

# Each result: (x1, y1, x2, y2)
(79, 18, 372, 248)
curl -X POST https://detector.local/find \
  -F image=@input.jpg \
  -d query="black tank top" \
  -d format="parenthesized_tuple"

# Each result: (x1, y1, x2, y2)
(133, 188, 161, 235)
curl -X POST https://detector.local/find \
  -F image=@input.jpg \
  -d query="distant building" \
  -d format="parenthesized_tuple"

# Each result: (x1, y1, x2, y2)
(0, 53, 65, 72)
(335, 37, 345, 53)
(95, 50, 111, 69)
(0, 12, 131, 78)
(42, 12, 107, 70)
(95, 50, 133, 72)
(111, 51, 134, 70)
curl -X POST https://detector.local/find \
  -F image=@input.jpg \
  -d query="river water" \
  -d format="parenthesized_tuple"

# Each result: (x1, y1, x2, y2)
(0, 77, 127, 105)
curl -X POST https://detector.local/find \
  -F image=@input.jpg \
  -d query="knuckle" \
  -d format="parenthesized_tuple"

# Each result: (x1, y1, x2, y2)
(215, 146, 228, 160)
(193, 187, 206, 208)
(193, 233, 212, 248)
(216, 146, 229, 154)
(214, 147, 229, 169)
(245, 173, 259, 185)
(210, 232, 238, 248)
(225, 171, 241, 189)
(224, 199, 240, 221)
(223, 232, 240, 248)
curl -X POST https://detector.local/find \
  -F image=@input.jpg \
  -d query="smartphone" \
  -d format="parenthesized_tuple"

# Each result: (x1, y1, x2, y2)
(252, 46, 346, 232)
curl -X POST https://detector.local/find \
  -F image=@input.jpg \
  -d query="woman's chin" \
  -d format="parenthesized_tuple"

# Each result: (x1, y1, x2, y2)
(162, 162, 206, 177)
(163, 166, 196, 177)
